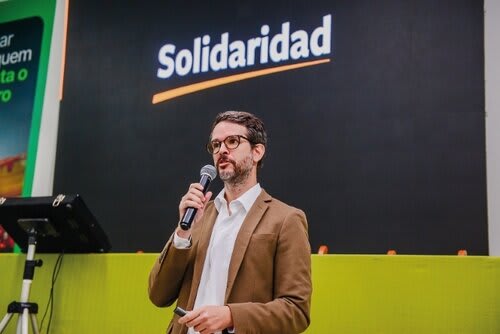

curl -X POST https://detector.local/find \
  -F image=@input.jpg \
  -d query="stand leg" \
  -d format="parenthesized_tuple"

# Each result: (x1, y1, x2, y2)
(30, 314, 39, 334)
(0, 313, 13, 333)
(16, 315, 21, 333)
(22, 308, 29, 334)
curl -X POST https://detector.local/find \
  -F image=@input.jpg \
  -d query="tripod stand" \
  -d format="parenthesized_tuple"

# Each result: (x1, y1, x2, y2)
(0, 227, 43, 334)
(0, 194, 111, 333)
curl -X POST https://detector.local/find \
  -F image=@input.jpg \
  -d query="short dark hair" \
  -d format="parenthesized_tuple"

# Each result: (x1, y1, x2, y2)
(210, 111, 267, 167)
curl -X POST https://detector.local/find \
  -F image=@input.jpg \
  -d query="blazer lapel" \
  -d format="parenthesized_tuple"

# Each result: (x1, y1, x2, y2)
(187, 203, 218, 309)
(224, 190, 272, 302)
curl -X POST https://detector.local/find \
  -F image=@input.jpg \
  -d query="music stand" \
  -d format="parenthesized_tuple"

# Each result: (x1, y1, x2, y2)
(0, 194, 111, 334)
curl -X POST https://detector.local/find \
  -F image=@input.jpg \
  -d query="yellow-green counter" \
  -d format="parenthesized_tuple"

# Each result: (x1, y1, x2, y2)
(1, 254, 499, 333)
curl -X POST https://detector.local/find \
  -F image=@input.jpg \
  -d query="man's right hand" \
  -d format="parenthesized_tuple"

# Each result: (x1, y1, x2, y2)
(176, 183, 213, 239)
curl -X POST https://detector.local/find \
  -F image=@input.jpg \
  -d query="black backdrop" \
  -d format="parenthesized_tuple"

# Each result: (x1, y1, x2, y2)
(54, 0, 487, 254)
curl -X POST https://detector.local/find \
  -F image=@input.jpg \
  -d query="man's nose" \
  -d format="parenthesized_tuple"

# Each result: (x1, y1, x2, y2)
(218, 141, 230, 154)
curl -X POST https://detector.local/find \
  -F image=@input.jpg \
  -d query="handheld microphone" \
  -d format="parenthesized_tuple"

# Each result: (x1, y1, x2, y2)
(179, 165, 217, 230)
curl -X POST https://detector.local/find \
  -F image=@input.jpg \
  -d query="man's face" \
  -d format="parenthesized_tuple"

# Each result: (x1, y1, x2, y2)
(210, 121, 254, 184)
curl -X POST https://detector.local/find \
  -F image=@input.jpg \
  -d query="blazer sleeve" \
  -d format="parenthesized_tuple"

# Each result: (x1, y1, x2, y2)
(148, 232, 193, 307)
(228, 208, 312, 334)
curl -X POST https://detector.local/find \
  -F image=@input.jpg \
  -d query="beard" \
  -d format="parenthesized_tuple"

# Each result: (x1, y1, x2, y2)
(217, 153, 253, 186)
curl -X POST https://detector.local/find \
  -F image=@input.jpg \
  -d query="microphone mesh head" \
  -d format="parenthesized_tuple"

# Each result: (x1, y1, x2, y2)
(200, 164, 217, 180)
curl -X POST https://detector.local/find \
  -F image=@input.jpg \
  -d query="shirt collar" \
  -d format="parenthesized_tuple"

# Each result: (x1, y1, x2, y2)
(214, 183, 262, 213)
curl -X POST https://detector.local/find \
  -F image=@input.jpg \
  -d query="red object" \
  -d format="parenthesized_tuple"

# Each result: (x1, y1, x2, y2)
(457, 249, 468, 256)
(0, 154, 26, 172)
(317, 245, 329, 255)
(0, 225, 15, 252)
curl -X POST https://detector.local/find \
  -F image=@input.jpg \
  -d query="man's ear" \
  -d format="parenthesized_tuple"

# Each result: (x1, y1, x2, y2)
(252, 144, 265, 164)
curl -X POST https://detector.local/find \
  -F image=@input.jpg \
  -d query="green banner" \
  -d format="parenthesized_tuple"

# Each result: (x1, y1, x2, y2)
(0, 0, 57, 252)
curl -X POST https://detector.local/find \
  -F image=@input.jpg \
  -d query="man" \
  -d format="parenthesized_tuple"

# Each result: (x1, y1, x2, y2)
(149, 111, 311, 334)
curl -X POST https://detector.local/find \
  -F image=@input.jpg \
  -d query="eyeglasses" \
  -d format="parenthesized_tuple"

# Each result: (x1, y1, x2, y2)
(207, 135, 252, 154)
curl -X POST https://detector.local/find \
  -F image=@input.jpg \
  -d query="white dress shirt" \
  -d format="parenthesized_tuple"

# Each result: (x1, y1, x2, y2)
(174, 183, 262, 334)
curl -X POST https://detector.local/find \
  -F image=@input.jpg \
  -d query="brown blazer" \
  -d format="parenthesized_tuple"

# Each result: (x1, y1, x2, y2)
(148, 189, 312, 334)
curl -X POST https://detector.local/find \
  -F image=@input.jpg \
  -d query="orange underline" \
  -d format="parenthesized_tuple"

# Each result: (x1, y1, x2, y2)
(152, 58, 330, 104)
(59, 0, 69, 101)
